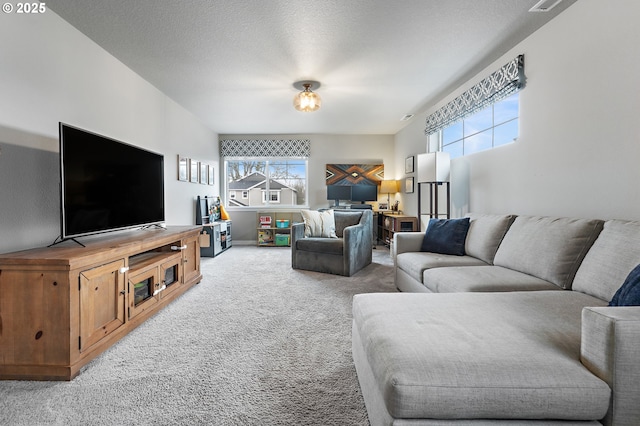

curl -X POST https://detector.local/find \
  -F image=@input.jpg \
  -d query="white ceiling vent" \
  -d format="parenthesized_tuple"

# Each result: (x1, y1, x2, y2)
(400, 114, 415, 121)
(529, 0, 562, 12)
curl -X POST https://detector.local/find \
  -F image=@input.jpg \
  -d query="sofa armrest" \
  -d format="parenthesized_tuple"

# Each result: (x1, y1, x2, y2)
(394, 232, 424, 254)
(392, 231, 423, 261)
(581, 306, 640, 426)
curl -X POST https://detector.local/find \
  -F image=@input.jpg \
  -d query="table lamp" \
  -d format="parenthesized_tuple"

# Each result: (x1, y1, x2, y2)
(379, 180, 400, 207)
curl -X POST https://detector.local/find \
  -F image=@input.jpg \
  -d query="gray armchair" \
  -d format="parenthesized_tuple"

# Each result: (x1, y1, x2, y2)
(291, 209, 373, 276)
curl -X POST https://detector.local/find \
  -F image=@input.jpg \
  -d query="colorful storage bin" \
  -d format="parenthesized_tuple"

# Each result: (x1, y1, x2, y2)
(275, 234, 290, 246)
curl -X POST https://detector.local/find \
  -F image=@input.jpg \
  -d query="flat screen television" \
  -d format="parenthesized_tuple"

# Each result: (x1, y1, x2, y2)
(326, 185, 352, 207)
(59, 123, 165, 240)
(350, 184, 378, 203)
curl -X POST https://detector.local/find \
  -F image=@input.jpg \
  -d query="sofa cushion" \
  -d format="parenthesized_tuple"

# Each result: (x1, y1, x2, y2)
(420, 218, 470, 255)
(395, 252, 487, 284)
(352, 291, 610, 420)
(295, 237, 344, 255)
(423, 265, 562, 293)
(609, 263, 640, 306)
(464, 213, 516, 264)
(573, 220, 640, 301)
(333, 210, 363, 238)
(493, 216, 603, 289)
(300, 209, 337, 238)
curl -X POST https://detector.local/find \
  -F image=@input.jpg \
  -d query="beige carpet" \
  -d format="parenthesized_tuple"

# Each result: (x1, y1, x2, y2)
(0, 245, 396, 425)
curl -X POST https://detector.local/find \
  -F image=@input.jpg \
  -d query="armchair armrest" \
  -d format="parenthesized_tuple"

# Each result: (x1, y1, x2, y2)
(581, 306, 640, 426)
(291, 222, 305, 241)
(343, 222, 369, 248)
(290, 222, 305, 268)
(343, 210, 373, 276)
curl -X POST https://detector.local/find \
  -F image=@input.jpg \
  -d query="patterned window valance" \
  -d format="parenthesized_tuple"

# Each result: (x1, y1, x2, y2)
(424, 55, 525, 136)
(220, 139, 310, 157)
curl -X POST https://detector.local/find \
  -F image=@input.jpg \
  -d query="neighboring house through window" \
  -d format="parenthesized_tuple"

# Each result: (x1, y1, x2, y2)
(220, 139, 310, 209)
(224, 160, 307, 208)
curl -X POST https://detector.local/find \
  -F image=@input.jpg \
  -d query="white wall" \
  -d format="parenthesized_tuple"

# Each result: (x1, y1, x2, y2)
(0, 10, 218, 253)
(218, 134, 395, 243)
(395, 0, 640, 225)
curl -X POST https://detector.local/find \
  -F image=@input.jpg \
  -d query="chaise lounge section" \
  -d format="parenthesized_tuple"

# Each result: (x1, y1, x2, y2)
(353, 214, 640, 425)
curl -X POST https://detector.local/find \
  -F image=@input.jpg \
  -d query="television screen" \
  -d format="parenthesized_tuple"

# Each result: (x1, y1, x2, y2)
(326, 185, 352, 205)
(350, 184, 378, 202)
(60, 123, 165, 239)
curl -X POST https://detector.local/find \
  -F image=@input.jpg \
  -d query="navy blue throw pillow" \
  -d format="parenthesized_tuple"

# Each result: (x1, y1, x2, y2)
(420, 218, 471, 256)
(609, 263, 640, 306)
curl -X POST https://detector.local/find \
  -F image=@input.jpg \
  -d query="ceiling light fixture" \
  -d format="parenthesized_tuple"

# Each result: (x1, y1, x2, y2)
(293, 81, 321, 112)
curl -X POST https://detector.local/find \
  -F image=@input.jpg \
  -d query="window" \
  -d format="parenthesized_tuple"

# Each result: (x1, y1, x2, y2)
(441, 92, 519, 159)
(224, 158, 308, 208)
(262, 190, 280, 203)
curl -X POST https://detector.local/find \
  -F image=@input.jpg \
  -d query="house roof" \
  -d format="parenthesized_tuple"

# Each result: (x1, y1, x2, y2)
(229, 172, 297, 192)
(46, 0, 577, 135)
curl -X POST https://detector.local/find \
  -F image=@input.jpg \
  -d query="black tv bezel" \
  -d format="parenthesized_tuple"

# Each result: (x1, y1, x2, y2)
(59, 122, 166, 241)
(326, 184, 352, 207)
(350, 184, 378, 202)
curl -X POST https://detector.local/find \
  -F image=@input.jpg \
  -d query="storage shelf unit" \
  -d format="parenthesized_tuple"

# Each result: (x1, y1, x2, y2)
(256, 211, 302, 247)
(379, 213, 419, 247)
(200, 220, 232, 257)
(0, 226, 202, 381)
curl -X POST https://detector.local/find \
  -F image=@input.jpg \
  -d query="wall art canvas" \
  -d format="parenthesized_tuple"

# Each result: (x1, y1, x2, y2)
(325, 164, 384, 186)
(178, 156, 189, 181)
(190, 159, 199, 183)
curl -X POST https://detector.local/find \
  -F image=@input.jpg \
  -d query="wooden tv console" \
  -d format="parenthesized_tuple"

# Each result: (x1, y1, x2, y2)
(0, 226, 202, 381)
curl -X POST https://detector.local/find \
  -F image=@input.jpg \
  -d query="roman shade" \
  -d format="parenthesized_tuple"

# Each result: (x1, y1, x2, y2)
(220, 139, 310, 157)
(424, 55, 525, 136)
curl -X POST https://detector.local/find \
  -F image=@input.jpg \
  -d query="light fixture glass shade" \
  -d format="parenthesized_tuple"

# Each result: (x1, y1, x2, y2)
(293, 84, 321, 112)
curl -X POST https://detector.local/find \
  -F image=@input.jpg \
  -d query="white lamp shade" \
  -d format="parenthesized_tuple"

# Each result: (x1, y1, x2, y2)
(417, 152, 451, 183)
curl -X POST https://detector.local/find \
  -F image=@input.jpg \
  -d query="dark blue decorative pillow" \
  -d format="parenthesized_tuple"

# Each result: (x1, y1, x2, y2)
(420, 218, 470, 256)
(609, 263, 640, 306)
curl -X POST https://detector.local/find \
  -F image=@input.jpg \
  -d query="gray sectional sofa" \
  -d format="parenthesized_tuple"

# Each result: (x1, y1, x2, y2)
(352, 214, 640, 425)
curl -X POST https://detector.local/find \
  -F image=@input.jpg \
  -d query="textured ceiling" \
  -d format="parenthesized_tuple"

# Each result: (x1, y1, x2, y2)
(46, 0, 577, 135)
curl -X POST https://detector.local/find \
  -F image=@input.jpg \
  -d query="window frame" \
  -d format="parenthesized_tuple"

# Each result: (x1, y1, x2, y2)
(440, 92, 519, 159)
(223, 157, 309, 210)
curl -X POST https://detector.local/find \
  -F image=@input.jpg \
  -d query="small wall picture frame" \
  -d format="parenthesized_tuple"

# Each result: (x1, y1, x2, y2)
(405, 155, 415, 174)
(405, 176, 415, 193)
(189, 159, 199, 183)
(208, 165, 214, 185)
(178, 155, 189, 181)
(200, 162, 208, 184)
